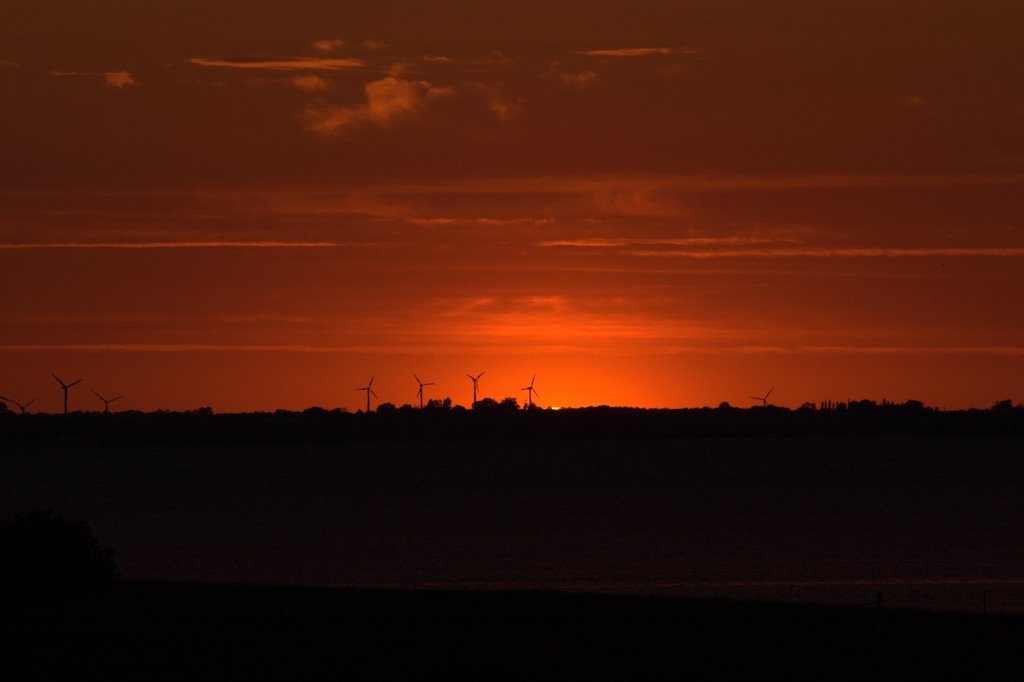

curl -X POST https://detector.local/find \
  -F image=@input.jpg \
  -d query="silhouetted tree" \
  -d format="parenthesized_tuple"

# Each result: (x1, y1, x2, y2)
(0, 510, 117, 599)
(500, 396, 520, 410)
(473, 397, 499, 411)
(992, 399, 1015, 412)
(376, 402, 397, 414)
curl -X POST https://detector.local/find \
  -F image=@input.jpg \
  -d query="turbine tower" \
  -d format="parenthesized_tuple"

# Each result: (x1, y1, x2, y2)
(357, 376, 378, 413)
(414, 374, 435, 409)
(466, 371, 485, 405)
(92, 390, 123, 414)
(0, 396, 36, 414)
(52, 373, 82, 415)
(751, 387, 775, 407)
(520, 375, 540, 408)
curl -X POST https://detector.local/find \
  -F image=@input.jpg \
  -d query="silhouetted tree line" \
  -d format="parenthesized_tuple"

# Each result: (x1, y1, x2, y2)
(1, 399, 1023, 446)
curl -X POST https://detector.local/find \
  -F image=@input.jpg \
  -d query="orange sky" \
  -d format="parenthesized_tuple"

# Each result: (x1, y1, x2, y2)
(2, 1, 1023, 412)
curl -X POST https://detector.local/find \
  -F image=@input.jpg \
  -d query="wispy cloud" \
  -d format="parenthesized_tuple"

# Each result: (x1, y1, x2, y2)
(379, 173, 1024, 195)
(472, 82, 523, 120)
(576, 47, 702, 58)
(623, 247, 1024, 259)
(0, 241, 343, 250)
(537, 237, 795, 248)
(49, 70, 137, 88)
(104, 71, 136, 88)
(291, 74, 328, 92)
(555, 70, 598, 87)
(189, 56, 364, 71)
(363, 39, 389, 52)
(312, 38, 345, 52)
(4, 342, 1024, 358)
(0, 59, 20, 68)
(305, 75, 454, 134)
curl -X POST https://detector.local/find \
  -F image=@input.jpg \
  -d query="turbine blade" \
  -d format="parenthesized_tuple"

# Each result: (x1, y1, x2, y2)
(425, 382, 435, 386)
(531, 375, 536, 386)
(478, 371, 485, 379)
(92, 390, 105, 401)
(69, 379, 83, 388)
(414, 374, 421, 383)
(371, 389, 378, 399)
(52, 373, 66, 387)
(466, 373, 475, 380)
(25, 398, 36, 408)
(766, 387, 775, 398)
(369, 376, 374, 387)
(111, 396, 123, 402)
(533, 389, 540, 398)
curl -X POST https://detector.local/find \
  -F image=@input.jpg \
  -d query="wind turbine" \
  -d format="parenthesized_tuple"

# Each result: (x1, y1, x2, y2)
(52, 373, 83, 414)
(751, 387, 775, 407)
(466, 371, 485, 405)
(414, 374, 435, 409)
(357, 376, 378, 413)
(520, 375, 539, 408)
(0, 396, 36, 414)
(92, 390, 123, 414)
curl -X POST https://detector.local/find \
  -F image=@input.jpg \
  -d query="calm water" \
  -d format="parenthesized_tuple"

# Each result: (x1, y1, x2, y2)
(5, 435, 1024, 613)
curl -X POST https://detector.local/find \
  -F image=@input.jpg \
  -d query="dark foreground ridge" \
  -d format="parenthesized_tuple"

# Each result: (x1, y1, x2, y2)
(7, 581, 1024, 680)
(3, 400, 1024, 446)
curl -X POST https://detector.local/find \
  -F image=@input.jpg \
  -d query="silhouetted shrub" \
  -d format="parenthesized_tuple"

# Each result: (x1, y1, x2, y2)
(0, 510, 117, 599)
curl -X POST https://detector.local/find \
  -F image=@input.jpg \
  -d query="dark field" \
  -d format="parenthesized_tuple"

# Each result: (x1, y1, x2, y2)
(4, 432, 1024, 605)
(5, 417, 1024, 678)
(7, 581, 1024, 680)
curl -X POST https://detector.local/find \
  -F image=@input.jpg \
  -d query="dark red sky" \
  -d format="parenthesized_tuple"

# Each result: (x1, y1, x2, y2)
(2, 1, 1023, 412)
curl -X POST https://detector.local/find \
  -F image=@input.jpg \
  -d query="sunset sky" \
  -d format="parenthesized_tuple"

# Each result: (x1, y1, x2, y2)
(2, 1, 1023, 412)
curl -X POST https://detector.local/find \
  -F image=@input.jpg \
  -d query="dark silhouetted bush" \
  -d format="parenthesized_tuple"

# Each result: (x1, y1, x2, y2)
(0, 510, 117, 599)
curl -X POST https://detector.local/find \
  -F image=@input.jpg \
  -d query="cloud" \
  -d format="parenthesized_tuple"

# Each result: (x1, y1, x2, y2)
(538, 237, 795, 248)
(622, 247, 1024, 259)
(104, 71, 136, 88)
(363, 39, 389, 51)
(0, 59, 19, 68)
(292, 74, 328, 92)
(472, 82, 523, 120)
(376, 172, 1024, 195)
(0, 241, 342, 249)
(312, 38, 345, 52)
(49, 70, 137, 88)
(4, 342, 1024, 358)
(189, 56, 364, 71)
(577, 47, 702, 58)
(556, 70, 598, 87)
(305, 75, 454, 135)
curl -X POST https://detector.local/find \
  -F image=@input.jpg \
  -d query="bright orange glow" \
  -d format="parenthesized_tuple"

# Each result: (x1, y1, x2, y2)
(2, 3, 1023, 413)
